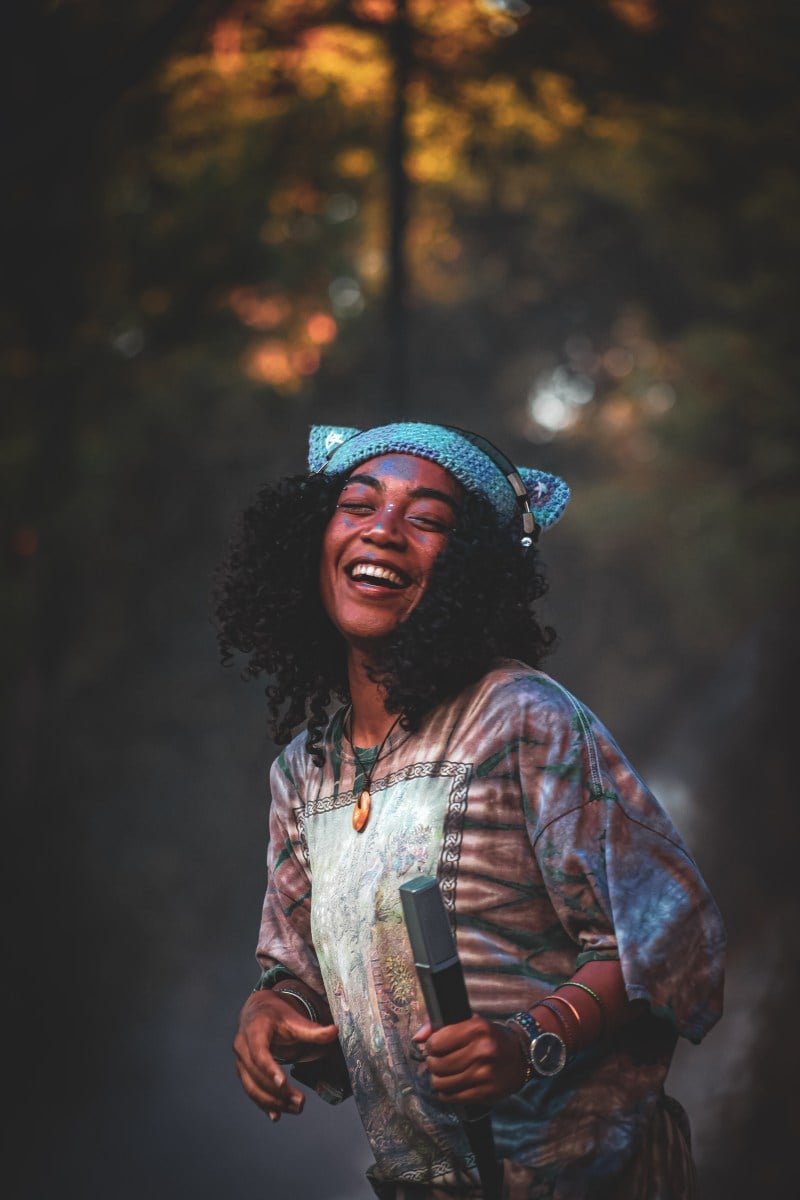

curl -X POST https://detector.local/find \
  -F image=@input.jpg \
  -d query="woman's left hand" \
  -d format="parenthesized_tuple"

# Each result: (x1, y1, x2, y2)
(413, 1016, 526, 1105)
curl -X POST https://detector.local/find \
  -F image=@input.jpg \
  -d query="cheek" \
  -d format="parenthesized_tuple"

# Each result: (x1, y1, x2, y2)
(319, 528, 339, 603)
(417, 536, 448, 580)
(320, 514, 349, 565)
(324, 512, 356, 546)
(319, 514, 356, 612)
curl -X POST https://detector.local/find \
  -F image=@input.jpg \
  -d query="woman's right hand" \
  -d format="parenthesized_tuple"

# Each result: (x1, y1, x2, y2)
(233, 990, 339, 1122)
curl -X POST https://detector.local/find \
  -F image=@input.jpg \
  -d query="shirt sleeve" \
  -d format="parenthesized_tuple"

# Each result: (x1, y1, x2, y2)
(513, 676, 726, 1044)
(255, 747, 353, 1104)
(255, 747, 326, 997)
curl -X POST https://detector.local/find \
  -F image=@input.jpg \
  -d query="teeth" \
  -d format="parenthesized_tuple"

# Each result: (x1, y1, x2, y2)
(351, 563, 405, 586)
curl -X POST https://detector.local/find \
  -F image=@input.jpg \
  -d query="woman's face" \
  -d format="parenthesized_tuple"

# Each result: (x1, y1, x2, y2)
(319, 453, 462, 648)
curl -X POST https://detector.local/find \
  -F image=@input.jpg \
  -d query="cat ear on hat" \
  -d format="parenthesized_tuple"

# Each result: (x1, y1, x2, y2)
(308, 425, 361, 472)
(519, 468, 570, 530)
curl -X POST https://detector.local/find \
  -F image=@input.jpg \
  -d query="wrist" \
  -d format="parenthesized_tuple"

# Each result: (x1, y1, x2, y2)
(534, 995, 581, 1055)
(498, 1018, 533, 1087)
(272, 985, 320, 1025)
(252, 965, 295, 992)
(244, 985, 323, 1067)
(505, 1011, 567, 1081)
(251, 971, 330, 1021)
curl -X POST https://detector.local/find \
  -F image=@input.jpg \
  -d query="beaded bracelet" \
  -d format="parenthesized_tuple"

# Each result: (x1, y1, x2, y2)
(557, 980, 608, 1033)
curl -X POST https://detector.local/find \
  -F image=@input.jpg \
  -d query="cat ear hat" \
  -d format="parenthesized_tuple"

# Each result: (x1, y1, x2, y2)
(308, 421, 570, 543)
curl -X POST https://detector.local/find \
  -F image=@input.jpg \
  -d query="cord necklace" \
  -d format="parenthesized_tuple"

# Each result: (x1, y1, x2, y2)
(345, 710, 403, 833)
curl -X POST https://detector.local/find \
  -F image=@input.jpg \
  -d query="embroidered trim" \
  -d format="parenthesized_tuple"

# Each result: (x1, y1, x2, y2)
(368, 1150, 478, 1187)
(295, 760, 470, 907)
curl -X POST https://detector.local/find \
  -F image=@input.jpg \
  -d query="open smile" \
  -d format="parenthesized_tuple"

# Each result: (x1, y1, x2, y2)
(345, 559, 413, 591)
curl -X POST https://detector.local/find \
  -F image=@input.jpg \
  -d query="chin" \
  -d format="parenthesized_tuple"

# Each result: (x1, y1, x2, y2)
(334, 606, 410, 647)
(339, 620, 399, 647)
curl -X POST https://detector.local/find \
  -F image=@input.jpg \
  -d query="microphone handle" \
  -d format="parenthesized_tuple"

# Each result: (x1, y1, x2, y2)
(415, 959, 471, 1029)
(400, 876, 504, 1198)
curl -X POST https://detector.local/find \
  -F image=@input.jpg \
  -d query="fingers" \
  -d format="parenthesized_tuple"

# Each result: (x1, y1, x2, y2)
(424, 1019, 495, 1095)
(239, 996, 338, 1069)
(271, 1016, 339, 1067)
(234, 1047, 306, 1119)
(421, 1018, 523, 1105)
(296, 1020, 340, 1045)
(267, 1005, 339, 1057)
(233, 995, 340, 1122)
(426, 1035, 494, 1087)
(429, 1062, 496, 1102)
(425, 1014, 488, 1059)
(233, 1019, 306, 1118)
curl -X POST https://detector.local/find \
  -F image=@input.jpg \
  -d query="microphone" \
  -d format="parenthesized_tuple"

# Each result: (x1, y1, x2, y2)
(400, 875, 504, 1200)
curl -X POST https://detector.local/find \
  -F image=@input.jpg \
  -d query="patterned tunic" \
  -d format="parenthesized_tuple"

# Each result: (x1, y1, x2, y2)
(255, 662, 725, 1198)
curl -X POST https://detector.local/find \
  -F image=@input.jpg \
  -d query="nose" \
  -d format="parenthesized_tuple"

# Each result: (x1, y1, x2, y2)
(363, 502, 406, 548)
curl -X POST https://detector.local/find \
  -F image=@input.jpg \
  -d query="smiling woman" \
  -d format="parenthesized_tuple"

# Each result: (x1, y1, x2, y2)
(214, 422, 724, 1200)
(214, 427, 559, 764)
(319, 455, 461, 660)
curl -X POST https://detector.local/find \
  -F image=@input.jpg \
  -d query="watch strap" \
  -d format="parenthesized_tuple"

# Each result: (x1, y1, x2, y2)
(505, 1010, 544, 1086)
(508, 1010, 543, 1042)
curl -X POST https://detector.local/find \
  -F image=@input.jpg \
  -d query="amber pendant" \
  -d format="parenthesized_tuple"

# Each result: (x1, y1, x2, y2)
(352, 789, 371, 832)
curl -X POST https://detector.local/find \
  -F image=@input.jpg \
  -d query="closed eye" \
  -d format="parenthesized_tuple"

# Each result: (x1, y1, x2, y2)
(408, 514, 452, 532)
(337, 500, 375, 515)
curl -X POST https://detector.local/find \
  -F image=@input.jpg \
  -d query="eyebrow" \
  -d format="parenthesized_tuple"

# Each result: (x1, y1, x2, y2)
(342, 473, 459, 512)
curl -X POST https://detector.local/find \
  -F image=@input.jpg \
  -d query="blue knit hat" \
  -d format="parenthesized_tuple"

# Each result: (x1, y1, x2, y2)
(308, 422, 569, 533)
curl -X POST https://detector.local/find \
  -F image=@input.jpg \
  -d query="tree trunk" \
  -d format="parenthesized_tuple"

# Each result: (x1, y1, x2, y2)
(386, 0, 411, 416)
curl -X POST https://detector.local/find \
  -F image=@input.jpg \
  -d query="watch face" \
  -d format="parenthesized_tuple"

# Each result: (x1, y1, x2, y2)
(531, 1031, 566, 1077)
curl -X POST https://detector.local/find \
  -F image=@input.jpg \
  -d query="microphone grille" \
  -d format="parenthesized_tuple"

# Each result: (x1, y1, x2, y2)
(399, 876, 457, 970)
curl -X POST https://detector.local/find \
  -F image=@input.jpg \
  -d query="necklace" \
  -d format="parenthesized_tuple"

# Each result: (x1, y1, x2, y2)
(345, 710, 403, 833)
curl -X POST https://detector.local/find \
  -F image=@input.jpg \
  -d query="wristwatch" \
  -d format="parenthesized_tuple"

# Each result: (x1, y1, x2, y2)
(506, 1010, 567, 1080)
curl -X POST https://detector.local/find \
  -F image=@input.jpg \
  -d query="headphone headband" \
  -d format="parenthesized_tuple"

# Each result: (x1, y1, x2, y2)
(442, 425, 539, 545)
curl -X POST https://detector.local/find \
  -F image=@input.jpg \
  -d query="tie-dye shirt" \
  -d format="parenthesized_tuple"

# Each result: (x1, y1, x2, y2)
(255, 661, 725, 1196)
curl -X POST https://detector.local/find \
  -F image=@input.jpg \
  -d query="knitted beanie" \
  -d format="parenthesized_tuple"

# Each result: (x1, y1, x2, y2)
(308, 422, 570, 531)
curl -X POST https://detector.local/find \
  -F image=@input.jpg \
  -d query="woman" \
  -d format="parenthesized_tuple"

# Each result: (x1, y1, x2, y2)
(215, 422, 725, 1200)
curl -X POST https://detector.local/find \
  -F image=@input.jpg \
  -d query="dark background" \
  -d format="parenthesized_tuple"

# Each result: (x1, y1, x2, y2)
(3, 2, 798, 1196)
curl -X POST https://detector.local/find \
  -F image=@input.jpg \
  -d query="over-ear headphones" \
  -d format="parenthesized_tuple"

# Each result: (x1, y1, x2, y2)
(443, 425, 540, 548)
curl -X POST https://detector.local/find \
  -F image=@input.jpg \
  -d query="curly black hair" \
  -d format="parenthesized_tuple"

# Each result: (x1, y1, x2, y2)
(213, 471, 555, 764)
